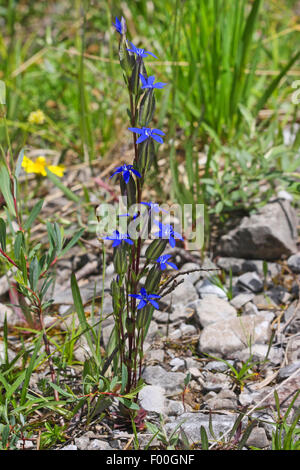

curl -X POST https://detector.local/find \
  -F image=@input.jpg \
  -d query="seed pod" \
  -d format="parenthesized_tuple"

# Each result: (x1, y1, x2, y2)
(120, 174, 137, 207)
(129, 57, 144, 95)
(111, 278, 121, 311)
(136, 307, 148, 329)
(145, 239, 167, 260)
(113, 245, 128, 275)
(137, 138, 155, 174)
(144, 265, 162, 293)
(138, 89, 156, 127)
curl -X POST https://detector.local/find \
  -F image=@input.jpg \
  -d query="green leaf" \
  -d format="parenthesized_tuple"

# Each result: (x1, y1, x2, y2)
(20, 335, 42, 405)
(14, 231, 24, 262)
(60, 228, 84, 257)
(29, 257, 41, 291)
(0, 218, 6, 251)
(45, 168, 80, 203)
(24, 199, 44, 231)
(15, 148, 25, 179)
(200, 425, 209, 450)
(71, 273, 100, 367)
(121, 363, 128, 394)
(0, 162, 15, 216)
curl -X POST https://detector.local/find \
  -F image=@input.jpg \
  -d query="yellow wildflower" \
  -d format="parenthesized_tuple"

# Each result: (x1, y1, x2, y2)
(28, 109, 45, 125)
(22, 156, 65, 178)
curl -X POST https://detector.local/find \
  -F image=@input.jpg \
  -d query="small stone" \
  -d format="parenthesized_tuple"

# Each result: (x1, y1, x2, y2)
(142, 366, 186, 395)
(188, 367, 202, 378)
(74, 435, 90, 450)
(277, 361, 300, 381)
(170, 358, 186, 371)
(230, 292, 255, 309)
(177, 262, 203, 284)
(192, 295, 237, 328)
(61, 444, 78, 450)
(204, 360, 233, 372)
(146, 349, 165, 363)
(0, 303, 16, 327)
(196, 279, 227, 298)
(165, 399, 185, 416)
(246, 427, 270, 449)
(243, 302, 260, 316)
(180, 323, 197, 336)
(237, 272, 263, 293)
(287, 253, 300, 274)
(199, 371, 231, 392)
(139, 385, 166, 414)
(205, 389, 237, 410)
(163, 280, 199, 307)
(87, 439, 112, 450)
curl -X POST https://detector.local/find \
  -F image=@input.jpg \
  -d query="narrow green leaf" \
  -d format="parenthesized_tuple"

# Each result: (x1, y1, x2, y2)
(20, 335, 42, 405)
(0, 218, 6, 251)
(24, 199, 44, 231)
(45, 168, 80, 203)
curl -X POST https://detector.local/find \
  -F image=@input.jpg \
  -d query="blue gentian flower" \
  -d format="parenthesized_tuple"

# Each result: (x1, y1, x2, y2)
(140, 74, 166, 90)
(140, 202, 168, 214)
(156, 254, 178, 271)
(153, 221, 184, 248)
(127, 42, 158, 59)
(128, 127, 165, 144)
(110, 164, 141, 184)
(113, 17, 126, 34)
(103, 230, 134, 248)
(129, 287, 160, 310)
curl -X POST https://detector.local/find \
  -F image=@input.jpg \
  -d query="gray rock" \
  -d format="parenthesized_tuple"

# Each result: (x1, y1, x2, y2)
(230, 292, 255, 309)
(233, 344, 282, 364)
(198, 313, 273, 357)
(199, 371, 232, 392)
(217, 257, 281, 277)
(287, 253, 300, 274)
(246, 427, 270, 449)
(196, 279, 227, 299)
(169, 323, 197, 340)
(192, 295, 237, 328)
(87, 439, 113, 450)
(142, 365, 186, 395)
(217, 200, 298, 260)
(243, 302, 260, 316)
(170, 358, 186, 371)
(74, 435, 90, 450)
(277, 361, 300, 381)
(139, 385, 166, 413)
(61, 444, 78, 450)
(165, 412, 241, 444)
(0, 303, 16, 327)
(204, 360, 233, 372)
(165, 399, 185, 416)
(205, 389, 237, 411)
(237, 272, 263, 293)
(162, 280, 199, 308)
(176, 262, 203, 284)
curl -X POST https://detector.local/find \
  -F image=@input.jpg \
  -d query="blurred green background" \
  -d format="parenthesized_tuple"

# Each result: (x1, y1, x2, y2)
(0, 0, 299, 221)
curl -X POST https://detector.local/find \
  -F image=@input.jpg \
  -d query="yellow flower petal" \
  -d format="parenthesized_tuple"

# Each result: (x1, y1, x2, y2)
(28, 109, 46, 125)
(47, 165, 65, 178)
